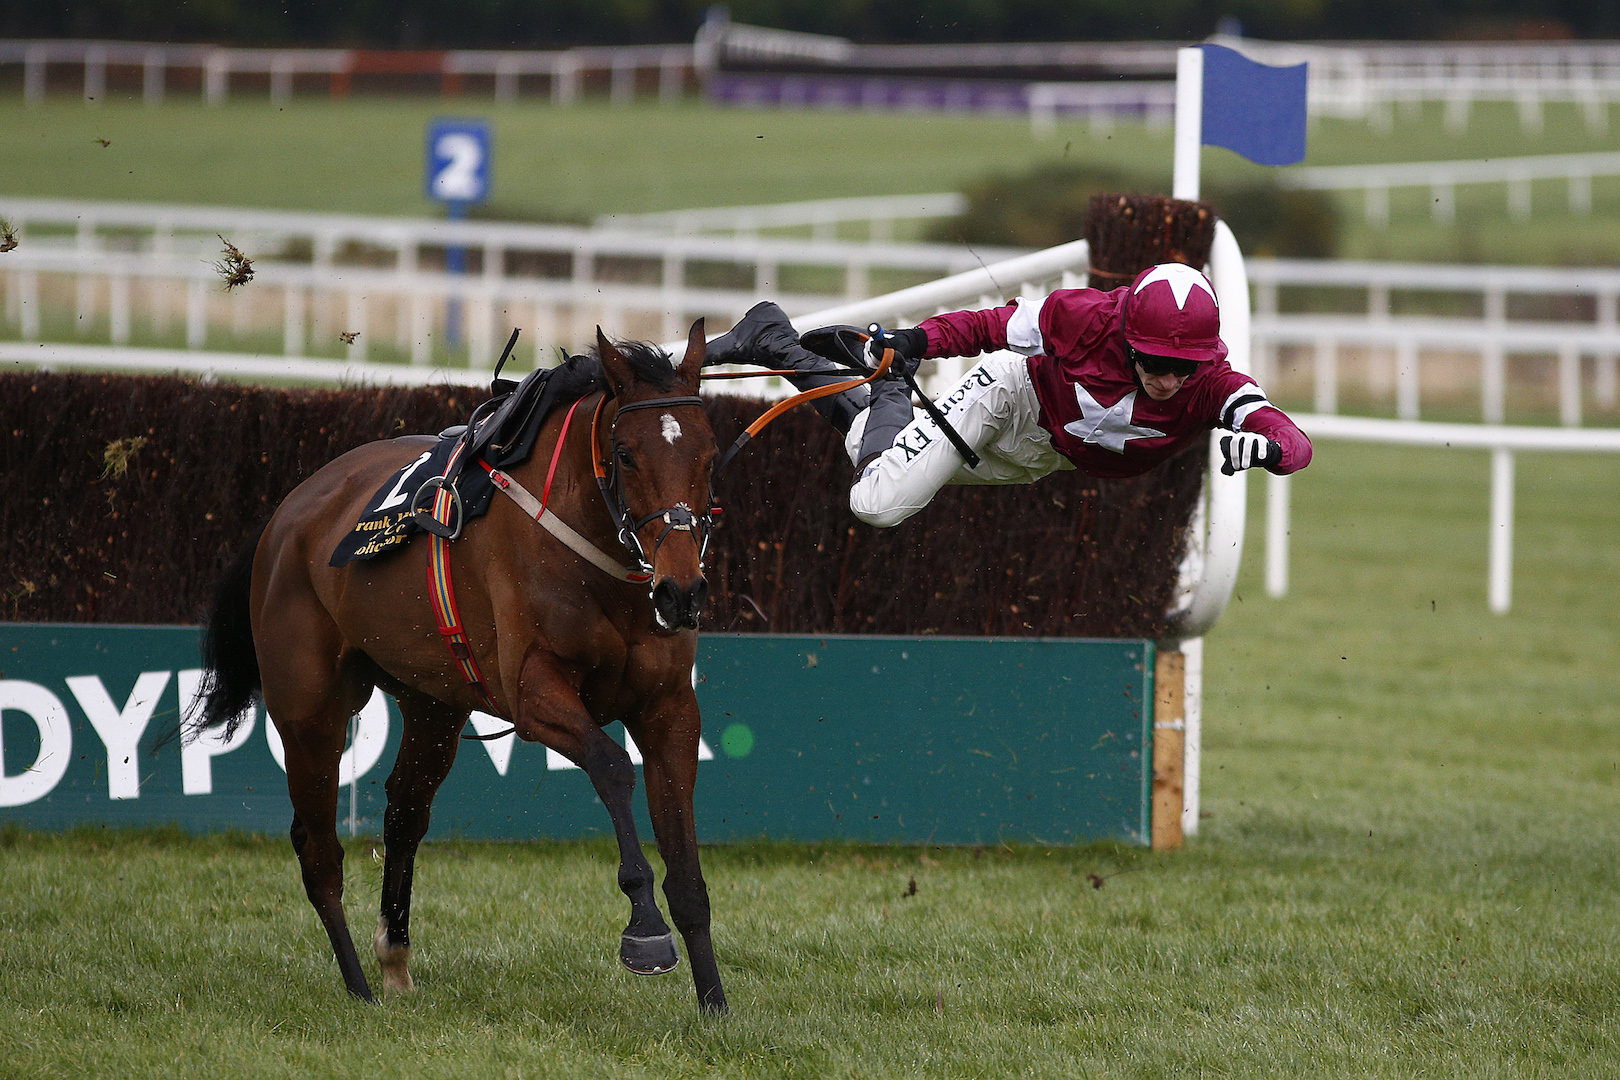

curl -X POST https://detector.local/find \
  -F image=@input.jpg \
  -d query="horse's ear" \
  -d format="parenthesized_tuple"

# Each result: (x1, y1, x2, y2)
(596, 326, 634, 398)
(676, 318, 705, 389)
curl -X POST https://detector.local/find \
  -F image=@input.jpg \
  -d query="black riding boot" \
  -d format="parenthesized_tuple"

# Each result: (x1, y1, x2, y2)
(854, 378, 915, 474)
(706, 302, 869, 434)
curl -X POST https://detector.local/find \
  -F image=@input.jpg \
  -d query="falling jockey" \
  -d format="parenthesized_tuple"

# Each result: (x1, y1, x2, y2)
(705, 262, 1312, 528)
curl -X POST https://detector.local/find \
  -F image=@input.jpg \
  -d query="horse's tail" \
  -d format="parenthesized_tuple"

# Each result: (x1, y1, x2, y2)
(189, 526, 265, 743)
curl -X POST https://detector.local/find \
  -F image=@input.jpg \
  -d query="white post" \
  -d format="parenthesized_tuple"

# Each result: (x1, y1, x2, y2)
(555, 54, 580, 105)
(1508, 173, 1532, 221)
(110, 275, 131, 344)
(846, 260, 869, 300)
(1444, 91, 1470, 134)
(610, 56, 634, 106)
(19, 271, 40, 340)
(24, 44, 47, 105)
(346, 290, 367, 360)
(661, 251, 682, 342)
(75, 236, 97, 334)
(1558, 342, 1581, 427)
(84, 45, 107, 104)
(1483, 287, 1506, 423)
(495, 60, 518, 104)
(410, 292, 432, 365)
(1173, 47, 1204, 200)
(1396, 338, 1420, 420)
(205, 52, 229, 105)
(1516, 91, 1543, 136)
(1180, 636, 1203, 837)
(1029, 84, 1056, 138)
(1254, 277, 1277, 385)
(469, 294, 493, 367)
(270, 58, 293, 104)
(1488, 448, 1514, 614)
(659, 51, 684, 104)
(1265, 470, 1290, 598)
(1365, 183, 1389, 227)
(754, 259, 777, 295)
(143, 48, 166, 105)
(1314, 335, 1338, 413)
(284, 286, 305, 356)
(1431, 180, 1455, 224)
(1569, 170, 1592, 215)
(186, 278, 207, 349)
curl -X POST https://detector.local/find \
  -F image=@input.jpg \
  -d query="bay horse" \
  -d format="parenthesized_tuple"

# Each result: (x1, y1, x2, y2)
(190, 323, 726, 1011)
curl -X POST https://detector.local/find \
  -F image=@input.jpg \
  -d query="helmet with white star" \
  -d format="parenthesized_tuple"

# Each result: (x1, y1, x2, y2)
(1121, 262, 1227, 364)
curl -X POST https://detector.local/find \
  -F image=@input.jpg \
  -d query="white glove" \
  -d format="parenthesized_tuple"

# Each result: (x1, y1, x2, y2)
(1219, 431, 1281, 475)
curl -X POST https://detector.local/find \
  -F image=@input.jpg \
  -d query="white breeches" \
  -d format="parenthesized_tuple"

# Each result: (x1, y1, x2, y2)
(844, 352, 1073, 528)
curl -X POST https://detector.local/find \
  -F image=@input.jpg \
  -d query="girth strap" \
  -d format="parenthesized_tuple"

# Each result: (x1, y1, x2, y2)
(425, 528, 503, 718)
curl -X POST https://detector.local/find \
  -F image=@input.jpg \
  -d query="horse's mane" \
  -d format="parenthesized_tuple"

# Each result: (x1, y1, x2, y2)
(579, 338, 679, 394)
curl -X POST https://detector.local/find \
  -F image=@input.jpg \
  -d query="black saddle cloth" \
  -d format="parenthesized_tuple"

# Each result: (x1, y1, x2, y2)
(329, 355, 606, 567)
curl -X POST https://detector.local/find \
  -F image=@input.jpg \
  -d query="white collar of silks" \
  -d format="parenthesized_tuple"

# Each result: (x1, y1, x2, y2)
(1133, 264, 1219, 310)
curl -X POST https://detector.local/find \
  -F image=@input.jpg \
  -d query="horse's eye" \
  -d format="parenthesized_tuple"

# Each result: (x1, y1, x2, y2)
(615, 447, 636, 469)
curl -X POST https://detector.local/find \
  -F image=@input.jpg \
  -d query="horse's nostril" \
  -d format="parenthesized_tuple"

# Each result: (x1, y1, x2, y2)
(653, 577, 707, 630)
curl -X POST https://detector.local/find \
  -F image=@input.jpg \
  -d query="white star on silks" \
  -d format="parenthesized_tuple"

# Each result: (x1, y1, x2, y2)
(1063, 385, 1166, 453)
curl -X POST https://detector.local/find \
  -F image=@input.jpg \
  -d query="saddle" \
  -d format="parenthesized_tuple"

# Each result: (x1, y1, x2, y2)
(329, 343, 608, 567)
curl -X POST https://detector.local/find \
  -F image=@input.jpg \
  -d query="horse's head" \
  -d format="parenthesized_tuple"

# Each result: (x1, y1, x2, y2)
(596, 321, 716, 633)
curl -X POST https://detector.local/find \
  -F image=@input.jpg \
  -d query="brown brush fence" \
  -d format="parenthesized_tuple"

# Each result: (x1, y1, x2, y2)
(1, 371, 1201, 637)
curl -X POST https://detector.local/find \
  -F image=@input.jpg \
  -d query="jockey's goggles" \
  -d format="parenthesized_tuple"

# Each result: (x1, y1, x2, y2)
(1128, 346, 1200, 379)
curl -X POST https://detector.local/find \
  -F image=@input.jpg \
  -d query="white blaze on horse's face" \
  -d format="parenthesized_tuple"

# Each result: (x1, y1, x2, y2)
(661, 414, 682, 446)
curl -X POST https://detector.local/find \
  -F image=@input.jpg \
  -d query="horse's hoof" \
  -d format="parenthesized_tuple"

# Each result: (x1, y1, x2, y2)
(620, 932, 680, 975)
(374, 918, 415, 995)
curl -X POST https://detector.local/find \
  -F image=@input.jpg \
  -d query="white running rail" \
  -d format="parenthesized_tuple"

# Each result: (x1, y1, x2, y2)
(1279, 150, 1620, 225)
(0, 195, 1021, 370)
(0, 40, 696, 106)
(594, 193, 967, 240)
(1248, 258, 1620, 426)
(1262, 415, 1620, 615)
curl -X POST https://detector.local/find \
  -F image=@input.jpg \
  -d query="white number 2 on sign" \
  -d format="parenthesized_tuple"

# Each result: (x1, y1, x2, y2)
(431, 132, 485, 202)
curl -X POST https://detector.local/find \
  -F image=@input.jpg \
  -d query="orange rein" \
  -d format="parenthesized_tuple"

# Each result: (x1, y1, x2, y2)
(705, 348, 894, 472)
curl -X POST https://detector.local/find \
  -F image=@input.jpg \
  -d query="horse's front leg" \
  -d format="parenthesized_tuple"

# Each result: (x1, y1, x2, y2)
(631, 697, 727, 1012)
(516, 653, 678, 976)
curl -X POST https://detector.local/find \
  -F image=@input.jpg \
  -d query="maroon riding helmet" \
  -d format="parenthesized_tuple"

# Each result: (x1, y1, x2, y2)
(1121, 262, 1228, 365)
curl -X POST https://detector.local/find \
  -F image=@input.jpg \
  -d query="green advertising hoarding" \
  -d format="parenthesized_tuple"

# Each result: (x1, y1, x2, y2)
(1, 624, 1154, 845)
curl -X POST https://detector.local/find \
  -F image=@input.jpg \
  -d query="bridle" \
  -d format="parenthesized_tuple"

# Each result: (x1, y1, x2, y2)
(590, 392, 720, 581)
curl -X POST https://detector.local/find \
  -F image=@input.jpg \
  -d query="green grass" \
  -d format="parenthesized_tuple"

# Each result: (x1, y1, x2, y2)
(2, 96, 1618, 264)
(2, 441, 1618, 1077)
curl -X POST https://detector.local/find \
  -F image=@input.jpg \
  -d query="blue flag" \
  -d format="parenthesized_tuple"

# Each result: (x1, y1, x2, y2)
(1199, 43, 1308, 167)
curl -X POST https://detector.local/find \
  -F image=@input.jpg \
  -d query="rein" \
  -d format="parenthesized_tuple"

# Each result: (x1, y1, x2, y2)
(704, 353, 895, 475)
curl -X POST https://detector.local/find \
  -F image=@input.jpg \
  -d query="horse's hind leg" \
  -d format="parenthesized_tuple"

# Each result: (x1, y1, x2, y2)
(283, 714, 373, 1002)
(373, 689, 466, 995)
(261, 599, 376, 1001)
